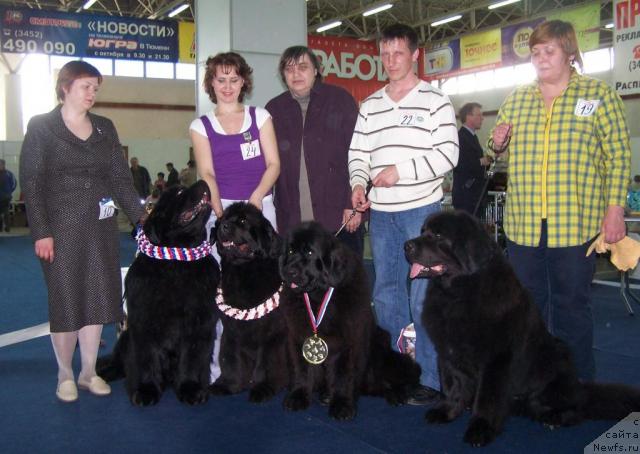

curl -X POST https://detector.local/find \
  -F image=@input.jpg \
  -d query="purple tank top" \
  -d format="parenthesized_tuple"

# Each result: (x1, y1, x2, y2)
(200, 106, 268, 200)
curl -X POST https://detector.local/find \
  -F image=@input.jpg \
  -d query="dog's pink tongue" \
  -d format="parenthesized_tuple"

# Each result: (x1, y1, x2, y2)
(291, 282, 298, 289)
(409, 263, 424, 279)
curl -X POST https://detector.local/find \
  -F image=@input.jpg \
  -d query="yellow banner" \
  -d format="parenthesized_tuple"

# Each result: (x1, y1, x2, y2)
(547, 2, 600, 52)
(178, 22, 195, 63)
(460, 28, 501, 69)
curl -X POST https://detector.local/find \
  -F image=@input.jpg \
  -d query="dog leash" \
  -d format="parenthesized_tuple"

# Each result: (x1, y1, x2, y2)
(334, 180, 373, 237)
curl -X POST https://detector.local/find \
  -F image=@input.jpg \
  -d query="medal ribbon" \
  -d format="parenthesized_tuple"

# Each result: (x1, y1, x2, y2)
(303, 287, 334, 334)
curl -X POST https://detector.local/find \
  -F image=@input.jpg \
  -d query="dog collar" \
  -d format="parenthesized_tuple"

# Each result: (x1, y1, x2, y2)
(216, 286, 282, 320)
(136, 229, 212, 261)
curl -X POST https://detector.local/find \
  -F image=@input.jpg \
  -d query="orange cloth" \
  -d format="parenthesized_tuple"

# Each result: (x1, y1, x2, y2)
(586, 233, 640, 271)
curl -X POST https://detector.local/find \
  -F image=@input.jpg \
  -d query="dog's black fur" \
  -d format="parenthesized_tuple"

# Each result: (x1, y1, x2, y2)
(97, 180, 220, 406)
(209, 202, 288, 402)
(405, 210, 640, 446)
(279, 222, 421, 420)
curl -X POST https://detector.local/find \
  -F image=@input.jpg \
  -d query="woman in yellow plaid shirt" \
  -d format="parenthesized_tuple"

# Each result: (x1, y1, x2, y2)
(491, 20, 630, 381)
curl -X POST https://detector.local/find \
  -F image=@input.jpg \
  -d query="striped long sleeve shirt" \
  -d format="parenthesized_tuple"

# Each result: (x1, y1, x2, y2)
(495, 72, 630, 247)
(348, 80, 459, 212)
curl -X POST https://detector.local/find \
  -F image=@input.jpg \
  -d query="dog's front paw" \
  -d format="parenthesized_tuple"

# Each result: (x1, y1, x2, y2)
(177, 381, 208, 405)
(425, 405, 455, 424)
(384, 384, 412, 406)
(249, 382, 276, 403)
(283, 388, 310, 412)
(209, 383, 232, 396)
(329, 397, 357, 421)
(538, 408, 581, 428)
(463, 416, 497, 447)
(131, 383, 161, 406)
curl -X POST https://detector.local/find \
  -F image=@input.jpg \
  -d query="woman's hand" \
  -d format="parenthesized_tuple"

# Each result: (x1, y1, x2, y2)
(601, 205, 626, 244)
(35, 237, 54, 263)
(248, 193, 263, 211)
(492, 123, 512, 152)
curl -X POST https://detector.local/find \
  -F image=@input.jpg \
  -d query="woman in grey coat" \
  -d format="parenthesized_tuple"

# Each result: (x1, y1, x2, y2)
(20, 61, 145, 402)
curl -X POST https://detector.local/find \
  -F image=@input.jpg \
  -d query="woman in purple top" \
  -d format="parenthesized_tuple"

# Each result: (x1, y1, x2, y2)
(190, 52, 280, 233)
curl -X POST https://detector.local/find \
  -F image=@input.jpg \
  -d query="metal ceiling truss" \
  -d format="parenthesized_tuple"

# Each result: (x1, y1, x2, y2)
(0, 0, 615, 45)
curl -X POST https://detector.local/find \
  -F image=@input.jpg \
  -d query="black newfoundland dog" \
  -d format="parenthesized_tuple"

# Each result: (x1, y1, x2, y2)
(404, 210, 640, 446)
(209, 202, 288, 402)
(98, 180, 220, 406)
(279, 222, 421, 420)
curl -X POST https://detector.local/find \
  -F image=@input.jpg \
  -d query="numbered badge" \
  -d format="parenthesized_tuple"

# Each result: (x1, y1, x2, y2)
(398, 112, 424, 127)
(574, 99, 600, 117)
(99, 198, 117, 220)
(240, 139, 261, 160)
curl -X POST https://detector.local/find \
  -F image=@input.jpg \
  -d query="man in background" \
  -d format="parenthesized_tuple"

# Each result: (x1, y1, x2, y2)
(166, 162, 179, 187)
(452, 102, 492, 215)
(130, 157, 151, 199)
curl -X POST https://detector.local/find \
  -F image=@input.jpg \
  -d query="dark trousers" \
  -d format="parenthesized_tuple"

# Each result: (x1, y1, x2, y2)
(506, 221, 596, 381)
(336, 223, 365, 258)
(0, 195, 10, 231)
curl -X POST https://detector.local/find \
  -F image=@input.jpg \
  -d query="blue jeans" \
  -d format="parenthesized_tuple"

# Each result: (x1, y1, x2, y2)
(369, 203, 441, 390)
(506, 221, 596, 381)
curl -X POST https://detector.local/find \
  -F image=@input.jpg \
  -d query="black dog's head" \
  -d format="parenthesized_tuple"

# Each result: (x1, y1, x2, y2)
(404, 210, 499, 283)
(280, 222, 354, 293)
(144, 180, 211, 247)
(215, 202, 280, 262)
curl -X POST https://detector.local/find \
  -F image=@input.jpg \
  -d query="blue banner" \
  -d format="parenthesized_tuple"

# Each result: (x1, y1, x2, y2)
(0, 7, 178, 62)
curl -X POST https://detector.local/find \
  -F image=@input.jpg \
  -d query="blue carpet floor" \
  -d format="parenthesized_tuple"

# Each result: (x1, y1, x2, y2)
(1, 233, 639, 453)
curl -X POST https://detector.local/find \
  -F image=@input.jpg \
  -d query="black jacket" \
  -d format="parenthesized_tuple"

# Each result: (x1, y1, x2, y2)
(452, 126, 486, 214)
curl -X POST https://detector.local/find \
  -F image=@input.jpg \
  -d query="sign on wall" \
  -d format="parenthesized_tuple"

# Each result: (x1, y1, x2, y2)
(613, 0, 640, 95)
(309, 35, 387, 102)
(0, 7, 179, 62)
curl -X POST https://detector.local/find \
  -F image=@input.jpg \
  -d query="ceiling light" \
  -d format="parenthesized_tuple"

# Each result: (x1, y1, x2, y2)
(605, 22, 614, 29)
(317, 21, 342, 33)
(431, 15, 462, 27)
(168, 3, 189, 18)
(363, 3, 393, 17)
(82, 0, 98, 9)
(488, 0, 521, 10)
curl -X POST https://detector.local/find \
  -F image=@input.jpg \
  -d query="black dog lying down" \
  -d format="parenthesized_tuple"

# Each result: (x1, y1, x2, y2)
(209, 202, 288, 402)
(280, 222, 421, 420)
(405, 210, 640, 446)
(98, 181, 220, 406)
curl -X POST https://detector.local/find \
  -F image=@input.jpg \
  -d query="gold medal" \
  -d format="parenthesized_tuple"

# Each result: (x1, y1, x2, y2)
(302, 334, 328, 364)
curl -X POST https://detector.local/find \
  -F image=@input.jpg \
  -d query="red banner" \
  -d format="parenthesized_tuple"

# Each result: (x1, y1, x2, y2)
(308, 35, 387, 102)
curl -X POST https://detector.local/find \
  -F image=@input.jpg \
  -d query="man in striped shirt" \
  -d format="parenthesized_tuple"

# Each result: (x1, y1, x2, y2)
(349, 24, 459, 405)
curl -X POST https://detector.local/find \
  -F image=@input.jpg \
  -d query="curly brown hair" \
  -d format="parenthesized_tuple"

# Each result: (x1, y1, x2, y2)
(203, 52, 253, 104)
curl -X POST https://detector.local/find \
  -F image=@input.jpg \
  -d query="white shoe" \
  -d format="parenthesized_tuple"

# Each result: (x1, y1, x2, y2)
(56, 380, 78, 402)
(77, 376, 111, 396)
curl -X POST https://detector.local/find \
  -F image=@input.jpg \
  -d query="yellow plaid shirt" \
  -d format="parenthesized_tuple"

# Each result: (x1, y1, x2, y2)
(495, 72, 630, 247)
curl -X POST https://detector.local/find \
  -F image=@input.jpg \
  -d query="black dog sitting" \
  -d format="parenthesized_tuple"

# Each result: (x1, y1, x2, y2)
(279, 222, 421, 420)
(97, 180, 220, 406)
(405, 210, 640, 446)
(209, 202, 288, 402)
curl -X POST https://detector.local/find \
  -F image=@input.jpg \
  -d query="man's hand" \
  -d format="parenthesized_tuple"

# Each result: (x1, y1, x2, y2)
(372, 165, 399, 188)
(602, 205, 626, 244)
(480, 156, 493, 167)
(35, 237, 54, 263)
(351, 185, 371, 212)
(342, 209, 362, 233)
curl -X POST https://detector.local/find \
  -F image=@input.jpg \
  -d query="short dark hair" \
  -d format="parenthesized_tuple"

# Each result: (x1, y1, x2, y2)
(278, 46, 323, 85)
(380, 24, 418, 53)
(166, 162, 174, 168)
(157, 172, 165, 178)
(203, 52, 253, 104)
(187, 160, 196, 168)
(459, 102, 482, 123)
(56, 61, 102, 101)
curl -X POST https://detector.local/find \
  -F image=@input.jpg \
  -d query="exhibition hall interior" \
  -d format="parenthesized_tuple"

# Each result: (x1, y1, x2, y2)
(1, 0, 640, 452)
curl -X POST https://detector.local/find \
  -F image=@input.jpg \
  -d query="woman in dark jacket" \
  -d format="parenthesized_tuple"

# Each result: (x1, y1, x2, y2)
(20, 61, 145, 402)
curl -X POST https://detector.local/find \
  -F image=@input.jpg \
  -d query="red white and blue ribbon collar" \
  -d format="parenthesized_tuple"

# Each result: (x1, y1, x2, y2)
(136, 229, 212, 261)
(216, 285, 283, 320)
(303, 287, 335, 334)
